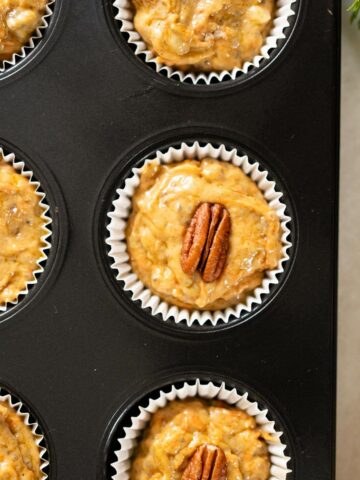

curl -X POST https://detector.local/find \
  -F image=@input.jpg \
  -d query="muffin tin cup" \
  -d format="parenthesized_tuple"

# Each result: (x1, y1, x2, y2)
(0, 0, 55, 73)
(106, 141, 292, 327)
(0, 387, 49, 479)
(111, 379, 291, 480)
(112, 0, 297, 85)
(0, 148, 52, 313)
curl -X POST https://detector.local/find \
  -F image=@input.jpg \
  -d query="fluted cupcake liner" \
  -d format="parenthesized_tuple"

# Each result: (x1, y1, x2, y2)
(0, 387, 49, 479)
(0, 0, 55, 73)
(106, 141, 292, 327)
(113, 0, 297, 85)
(111, 380, 291, 480)
(0, 148, 52, 312)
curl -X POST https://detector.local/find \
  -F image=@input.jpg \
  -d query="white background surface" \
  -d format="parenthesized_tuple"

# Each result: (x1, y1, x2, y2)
(338, 2, 360, 478)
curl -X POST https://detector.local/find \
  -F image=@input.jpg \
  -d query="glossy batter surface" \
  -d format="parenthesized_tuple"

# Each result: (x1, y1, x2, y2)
(0, 0, 47, 61)
(126, 159, 282, 310)
(131, 399, 271, 480)
(132, 0, 275, 71)
(0, 401, 41, 480)
(0, 159, 46, 306)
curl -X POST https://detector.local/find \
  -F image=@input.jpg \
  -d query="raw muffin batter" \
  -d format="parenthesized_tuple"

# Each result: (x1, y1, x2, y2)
(126, 158, 282, 310)
(0, 401, 41, 479)
(0, 158, 47, 306)
(132, 0, 276, 71)
(0, 0, 48, 61)
(130, 399, 271, 480)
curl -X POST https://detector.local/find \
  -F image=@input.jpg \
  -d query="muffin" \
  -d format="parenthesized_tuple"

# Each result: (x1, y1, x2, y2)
(0, 0, 48, 61)
(0, 400, 42, 479)
(131, 0, 276, 72)
(125, 158, 282, 311)
(130, 398, 272, 480)
(112, 381, 291, 479)
(0, 156, 48, 308)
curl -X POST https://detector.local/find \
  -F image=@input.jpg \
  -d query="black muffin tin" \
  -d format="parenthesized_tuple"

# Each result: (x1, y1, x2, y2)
(0, 0, 340, 479)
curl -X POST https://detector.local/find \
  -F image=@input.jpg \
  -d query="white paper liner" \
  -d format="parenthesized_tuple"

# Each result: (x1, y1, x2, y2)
(111, 380, 292, 480)
(0, 1, 55, 73)
(113, 0, 297, 84)
(0, 148, 52, 312)
(0, 388, 49, 479)
(106, 141, 292, 326)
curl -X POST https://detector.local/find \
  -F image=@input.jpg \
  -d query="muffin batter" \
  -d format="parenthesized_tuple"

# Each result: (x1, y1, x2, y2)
(132, 0, 276, 71)
(0, 401, 41, 479)
(0, 0, 48, 61)
(126, 158, 282, 310)
(0, 158, 47, 306)
(130, 399, 271, 480)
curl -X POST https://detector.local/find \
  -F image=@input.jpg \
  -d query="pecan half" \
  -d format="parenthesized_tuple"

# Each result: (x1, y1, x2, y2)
(181, 202, 231, 283)
(182, 445, 227, 480)
(181, 203, 211, 276)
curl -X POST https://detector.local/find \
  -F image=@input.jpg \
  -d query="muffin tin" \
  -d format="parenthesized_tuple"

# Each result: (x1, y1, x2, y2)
(0, 0, 340, 479)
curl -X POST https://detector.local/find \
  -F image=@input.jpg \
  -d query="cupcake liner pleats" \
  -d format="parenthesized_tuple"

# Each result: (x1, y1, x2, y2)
(0, 148, 52, 313)
(106, 141, 292, 327)
(0, 388, 49, 479)
(112, 0, 297, 85)
(111, 380, 292, 480)
(0, 1, 55, 73)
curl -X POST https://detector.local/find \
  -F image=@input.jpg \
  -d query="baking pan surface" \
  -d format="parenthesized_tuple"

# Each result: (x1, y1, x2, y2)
(0, 0, 339, 479)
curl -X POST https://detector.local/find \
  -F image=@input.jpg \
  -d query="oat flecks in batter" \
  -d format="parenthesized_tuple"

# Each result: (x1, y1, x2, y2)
(0, 158, 47, 306)
(130, 399, 272, 480)
(132, 0, 276, 71)
(126, 158, 282, 310)
(0, 401, 41, 479)
(0, 0, 48, 61)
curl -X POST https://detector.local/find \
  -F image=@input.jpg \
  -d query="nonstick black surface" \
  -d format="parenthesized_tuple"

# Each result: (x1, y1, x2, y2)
(0, 0, 340, 479)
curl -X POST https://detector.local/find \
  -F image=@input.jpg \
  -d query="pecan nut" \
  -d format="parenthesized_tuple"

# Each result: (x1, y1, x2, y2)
(181, 203, 211, 276)
(181, 202, 231, 283)
(182, 445, 227, 480)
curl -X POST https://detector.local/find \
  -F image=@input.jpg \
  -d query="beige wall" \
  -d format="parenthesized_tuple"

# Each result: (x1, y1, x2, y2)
(338, 2, 360, 479)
